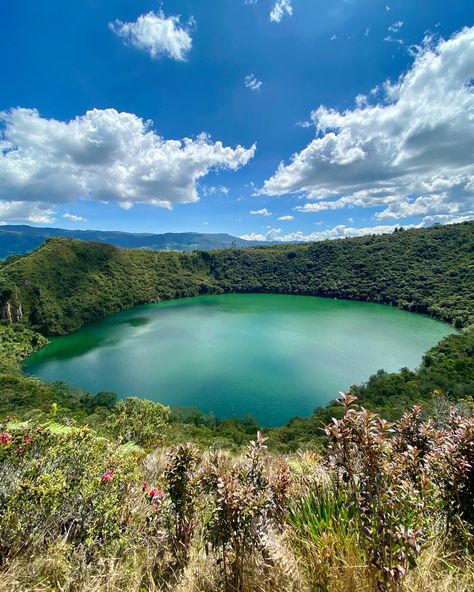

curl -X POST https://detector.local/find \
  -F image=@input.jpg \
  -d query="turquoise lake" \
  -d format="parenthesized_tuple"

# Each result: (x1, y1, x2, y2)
(24, 294, 456, 426)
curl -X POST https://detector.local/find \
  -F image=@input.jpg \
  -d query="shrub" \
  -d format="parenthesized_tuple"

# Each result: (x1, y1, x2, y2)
(106, 397, 170, 448)
(324, 394, 423, 590)
(164, 443, 201, 567)
(0, 421, 144, 564)
(203, 432, 290, 592)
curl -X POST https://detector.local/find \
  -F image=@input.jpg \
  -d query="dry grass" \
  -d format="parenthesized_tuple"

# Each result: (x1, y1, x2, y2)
(1, 517, 473, 592)
(406, 542, 474, 592)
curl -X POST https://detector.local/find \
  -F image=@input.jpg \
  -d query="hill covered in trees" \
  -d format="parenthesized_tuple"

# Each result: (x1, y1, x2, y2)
(2, 221, 473, 335)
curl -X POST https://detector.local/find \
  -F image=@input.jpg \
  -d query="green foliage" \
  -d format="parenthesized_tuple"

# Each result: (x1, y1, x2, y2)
(3, 238, 215, 335)
(106, 397, 170, 448)
(3, 222, 473, 336)
(0, 324, 48, 369)
(0, 421, 144, 562)
(289, 487, 357, 549)
(164, 443, 201, 566)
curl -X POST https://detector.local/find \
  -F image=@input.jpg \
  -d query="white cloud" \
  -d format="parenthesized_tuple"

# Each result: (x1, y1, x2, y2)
(388, 21, 404, 33)
(63, 213, 86, 222)
(270, 0, 293, 23)
(240, 224, 413, 242)
(110, 10, 192, 61)
(244, 74, 263, 91)
(278, 215, 294, 221)
(0, 201, 55, 224)
(240, 232, 266, 241)
(250, 208, 272, 216)
(355, 94, 368, 108)
(202, 185, 230, 196)
(260, 27, 474, 224)
(384, 35, 404, 45)
(0, 108, 255, 212)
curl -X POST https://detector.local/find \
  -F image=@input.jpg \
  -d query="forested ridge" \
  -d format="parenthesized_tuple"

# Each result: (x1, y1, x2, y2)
(2, 221, 473, 335)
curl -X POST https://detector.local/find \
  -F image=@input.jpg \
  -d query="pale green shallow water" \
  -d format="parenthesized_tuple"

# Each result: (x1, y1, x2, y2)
(24, 294, 456, 426)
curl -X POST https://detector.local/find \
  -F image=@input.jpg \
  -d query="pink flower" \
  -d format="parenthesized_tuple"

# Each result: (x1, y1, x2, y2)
(101, 470, 114, 483)
(24, 435, 32, 444)
(142, 481, 148, 492)
(147, 488, 164, 502)
(0, 433, 12, 444)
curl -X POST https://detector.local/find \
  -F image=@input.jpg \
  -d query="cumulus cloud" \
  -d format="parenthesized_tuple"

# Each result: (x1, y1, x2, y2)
(242, 212, 473, 243)
(0, 201, 55, 225)
(278, 215, 294, 221)
(244, 74, 263, 91)
(110, 10, 192, 61)
(261, 27, 474, 224)
(63, 213, 86, 222)
(270, 0, 293, 23)
(250, 208, 272, 216)
(0, 108, 256, 213)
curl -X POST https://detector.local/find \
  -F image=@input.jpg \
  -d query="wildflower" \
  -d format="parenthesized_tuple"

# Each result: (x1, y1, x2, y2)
(17, 446, 24, 455)
(0, 433, 12, 444)
(155, 489, 164, 500)
(142, 481, 147, 491)
(101, 469, 114, 483)
(148, 488, 156, 498)
(24, 435, 32, 444)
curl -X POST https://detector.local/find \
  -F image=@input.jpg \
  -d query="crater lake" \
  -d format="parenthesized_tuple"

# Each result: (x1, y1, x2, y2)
(23, 294, 456, 425)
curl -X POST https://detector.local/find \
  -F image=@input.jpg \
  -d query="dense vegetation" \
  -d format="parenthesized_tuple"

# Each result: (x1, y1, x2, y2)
(0, 221, 473, 590)
(2, 221, 472, 336)
(1, 394, 473, 591)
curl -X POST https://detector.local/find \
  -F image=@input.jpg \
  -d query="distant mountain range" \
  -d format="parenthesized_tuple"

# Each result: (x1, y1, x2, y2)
(0, 225, 263, 259)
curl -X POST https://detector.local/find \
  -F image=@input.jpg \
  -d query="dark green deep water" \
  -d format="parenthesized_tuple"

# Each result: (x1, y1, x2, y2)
(24, 294, 456, 426)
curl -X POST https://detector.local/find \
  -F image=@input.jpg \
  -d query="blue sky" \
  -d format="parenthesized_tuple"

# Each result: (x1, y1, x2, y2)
(0, 0, 473, 240)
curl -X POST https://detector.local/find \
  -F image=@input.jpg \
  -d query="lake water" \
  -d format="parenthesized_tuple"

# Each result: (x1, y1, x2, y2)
(24, 294, 455, 426)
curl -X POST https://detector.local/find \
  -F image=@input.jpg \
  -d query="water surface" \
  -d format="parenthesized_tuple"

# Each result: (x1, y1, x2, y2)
(24, 294, 455, 425)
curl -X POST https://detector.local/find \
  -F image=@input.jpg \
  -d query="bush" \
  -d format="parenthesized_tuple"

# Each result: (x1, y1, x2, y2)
(106, 397, 170, 448)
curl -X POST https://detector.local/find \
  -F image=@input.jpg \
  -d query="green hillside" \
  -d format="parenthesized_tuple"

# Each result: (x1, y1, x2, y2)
(2, 221, 473, 336)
